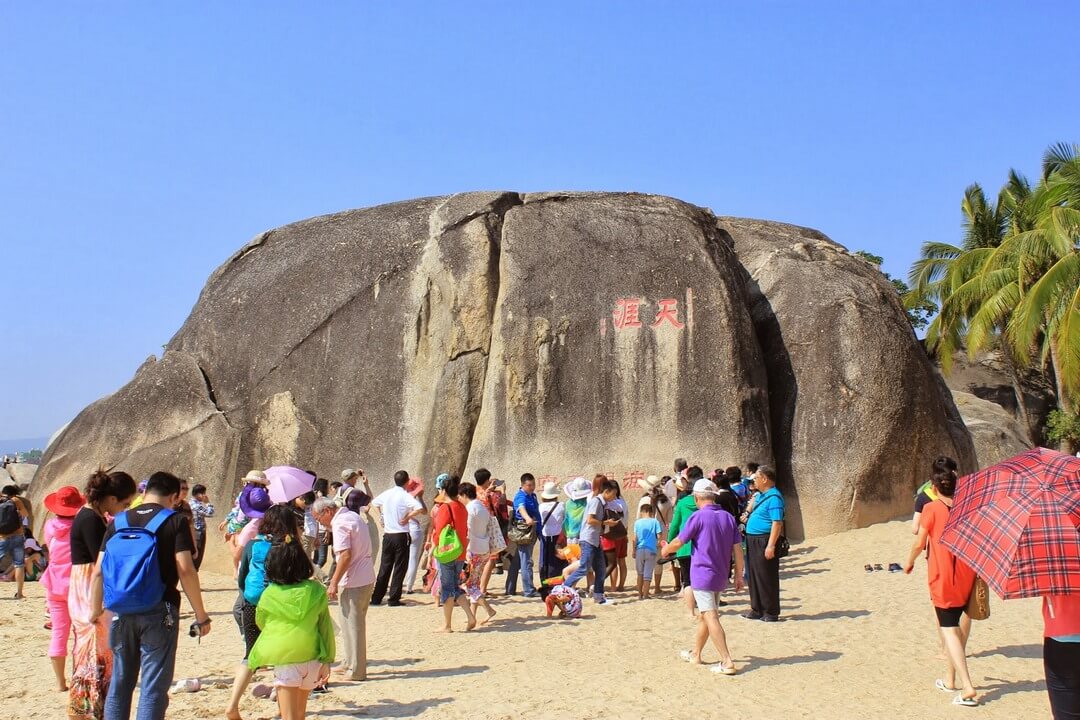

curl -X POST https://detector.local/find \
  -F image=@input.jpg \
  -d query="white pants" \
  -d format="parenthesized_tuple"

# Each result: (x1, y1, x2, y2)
(405, 526, 424, 592)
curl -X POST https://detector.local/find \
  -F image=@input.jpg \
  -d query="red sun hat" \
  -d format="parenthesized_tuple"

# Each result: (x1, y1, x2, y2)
(44, 485, 85, 517)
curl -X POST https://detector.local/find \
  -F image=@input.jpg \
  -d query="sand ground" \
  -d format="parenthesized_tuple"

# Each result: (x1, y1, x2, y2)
(0, 520, 1051, 719)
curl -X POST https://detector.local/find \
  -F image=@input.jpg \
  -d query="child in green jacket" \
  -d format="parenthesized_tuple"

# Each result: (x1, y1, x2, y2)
(249, 532, 335, 720)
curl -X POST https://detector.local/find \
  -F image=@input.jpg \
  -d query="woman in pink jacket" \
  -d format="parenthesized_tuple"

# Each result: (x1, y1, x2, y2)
(41, 485, 85, 692)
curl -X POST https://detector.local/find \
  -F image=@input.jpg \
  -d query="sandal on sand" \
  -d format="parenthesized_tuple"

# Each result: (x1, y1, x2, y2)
(679, 650, 696, 663)
(864, 564, 873, 573)
(935, 679, 958, 692)
(953, 694, 978, 707)
(710, 663, 737, 676)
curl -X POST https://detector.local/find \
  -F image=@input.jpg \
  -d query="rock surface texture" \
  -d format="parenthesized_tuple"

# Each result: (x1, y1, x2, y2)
(31, 192, 974, 552)
(950, 391, 1031, 468)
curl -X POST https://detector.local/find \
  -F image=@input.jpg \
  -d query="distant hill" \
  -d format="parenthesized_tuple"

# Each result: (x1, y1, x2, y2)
(0, 437, 50, 454)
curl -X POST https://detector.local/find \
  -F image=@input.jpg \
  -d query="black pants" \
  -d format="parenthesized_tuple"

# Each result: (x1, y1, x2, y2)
(193, 528, 207, 571)
(1046, 637, 1080, 720)
(538, 535, 566, 600)
(372, 532, 410, 604)
(747, 534, 781, 618)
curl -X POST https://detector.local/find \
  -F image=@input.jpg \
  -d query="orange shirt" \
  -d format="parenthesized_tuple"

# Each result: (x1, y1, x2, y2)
(921, 500, 976, 608)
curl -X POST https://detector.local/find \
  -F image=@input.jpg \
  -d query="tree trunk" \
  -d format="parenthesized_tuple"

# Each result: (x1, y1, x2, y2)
(997, 339, 1035, 443)
(1049, 344, 1078, 454)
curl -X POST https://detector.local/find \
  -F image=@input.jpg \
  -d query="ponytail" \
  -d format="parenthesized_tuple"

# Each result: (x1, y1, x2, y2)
(84, 468, 137, 504)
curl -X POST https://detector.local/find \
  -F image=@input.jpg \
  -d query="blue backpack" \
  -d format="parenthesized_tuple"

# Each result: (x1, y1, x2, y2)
(102, 508, 174, 614)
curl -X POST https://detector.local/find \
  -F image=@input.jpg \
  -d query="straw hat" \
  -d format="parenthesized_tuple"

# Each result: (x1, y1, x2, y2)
(539, 481, 561, 500)
(243, 470, 268, 485)
(675, 475, 690, 491)
(44, 485, 85, 517)
(639, 475, 661, 492)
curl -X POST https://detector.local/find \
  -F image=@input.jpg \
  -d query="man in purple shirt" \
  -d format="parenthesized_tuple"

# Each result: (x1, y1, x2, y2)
(662, 479, 745, 675)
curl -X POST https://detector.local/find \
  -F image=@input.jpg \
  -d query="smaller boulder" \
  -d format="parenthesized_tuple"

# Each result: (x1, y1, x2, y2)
(6, 463, 37, 487)
(951, 391, 1031, 468)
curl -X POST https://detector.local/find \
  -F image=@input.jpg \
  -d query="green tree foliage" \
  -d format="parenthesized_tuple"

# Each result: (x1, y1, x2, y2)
(905, 142, 1080, 441)
(854, 251, 937, 331)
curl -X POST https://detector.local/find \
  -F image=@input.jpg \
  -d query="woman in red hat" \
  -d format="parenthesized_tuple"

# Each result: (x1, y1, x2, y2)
(41, 485, 85, 692)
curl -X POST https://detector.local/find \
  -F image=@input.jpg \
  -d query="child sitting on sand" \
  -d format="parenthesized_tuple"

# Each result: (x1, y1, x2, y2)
(545, 583, 582, 619)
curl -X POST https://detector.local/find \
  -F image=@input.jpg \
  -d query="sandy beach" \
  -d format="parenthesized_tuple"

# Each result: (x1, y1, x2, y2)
(0, 519, 1050, 719)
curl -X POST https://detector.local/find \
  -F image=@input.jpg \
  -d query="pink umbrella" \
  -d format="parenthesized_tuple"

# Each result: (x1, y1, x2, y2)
(265, 465, 316, 504)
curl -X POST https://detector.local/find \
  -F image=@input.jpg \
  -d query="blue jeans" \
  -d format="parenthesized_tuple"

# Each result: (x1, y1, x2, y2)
(563, 541, 606, 597)
(438, 560, 465, 603)
(517, 542, 536, 596)
(0, 533, 25, 568)
(105, 602, 180, 720)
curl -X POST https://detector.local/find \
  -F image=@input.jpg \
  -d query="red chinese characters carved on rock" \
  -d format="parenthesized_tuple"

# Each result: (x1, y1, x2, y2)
(612, 298, 643, 330)
(650, 298, 685, 329)
(610, 297, 685, 331)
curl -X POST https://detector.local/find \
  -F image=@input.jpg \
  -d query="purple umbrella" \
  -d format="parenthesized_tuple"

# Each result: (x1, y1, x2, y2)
(265, 465, 316, 504)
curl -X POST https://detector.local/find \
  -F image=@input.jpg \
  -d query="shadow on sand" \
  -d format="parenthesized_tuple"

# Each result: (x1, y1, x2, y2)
(976, 676, 1046, 705)
(739, 649, 843, 673)
(971, 644, 1042, 660)
(366, 664, 488, 681)
(780, 609, 871, 621)
(311, 697, 453, 717)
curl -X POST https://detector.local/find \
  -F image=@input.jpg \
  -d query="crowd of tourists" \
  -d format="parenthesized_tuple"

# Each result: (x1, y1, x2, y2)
(3, 450, 1076, 719)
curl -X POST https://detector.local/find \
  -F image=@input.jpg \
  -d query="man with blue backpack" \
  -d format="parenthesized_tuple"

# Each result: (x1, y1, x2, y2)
(90, 471, 212, 720)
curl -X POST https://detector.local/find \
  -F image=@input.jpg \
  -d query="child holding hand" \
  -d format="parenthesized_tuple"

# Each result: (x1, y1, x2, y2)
(247, 532, 335, 720)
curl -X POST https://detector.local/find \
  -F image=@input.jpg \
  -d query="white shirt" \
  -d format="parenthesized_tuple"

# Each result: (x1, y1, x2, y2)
(466, 499, 491, 554)
(538, 500, 565, 537)
(372, 486, 422, 534)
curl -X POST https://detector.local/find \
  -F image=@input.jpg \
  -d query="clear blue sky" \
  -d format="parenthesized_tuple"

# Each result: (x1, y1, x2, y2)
(2, 3, 1078, 440)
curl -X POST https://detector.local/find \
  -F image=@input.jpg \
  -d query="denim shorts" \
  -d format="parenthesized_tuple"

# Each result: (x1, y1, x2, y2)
(0, 534, 25, 568)
(438, 559, 465, 603)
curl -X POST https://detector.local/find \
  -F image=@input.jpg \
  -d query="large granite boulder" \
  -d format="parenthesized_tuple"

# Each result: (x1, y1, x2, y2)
(720, 218, 976, 537)
(950, 390, 1031, 468)
(30, 192, 973, 558)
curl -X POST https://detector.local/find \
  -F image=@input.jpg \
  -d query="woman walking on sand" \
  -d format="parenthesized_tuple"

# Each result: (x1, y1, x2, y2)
(432, 474, 477, 631)
(461, 482, 497, 624)
(904, 468, 979, 707)
(69, 469, 136, 720)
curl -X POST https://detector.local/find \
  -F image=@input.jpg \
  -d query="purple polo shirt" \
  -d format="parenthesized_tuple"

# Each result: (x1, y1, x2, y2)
(677, 504, 741, 592)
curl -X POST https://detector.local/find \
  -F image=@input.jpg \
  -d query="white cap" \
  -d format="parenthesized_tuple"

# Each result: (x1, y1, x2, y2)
(692, 479, 719, 496)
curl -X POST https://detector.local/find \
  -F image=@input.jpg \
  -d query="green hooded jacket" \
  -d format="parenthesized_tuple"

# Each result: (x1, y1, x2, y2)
(668, 494, 697, 558)
(249, 579, 335, 669)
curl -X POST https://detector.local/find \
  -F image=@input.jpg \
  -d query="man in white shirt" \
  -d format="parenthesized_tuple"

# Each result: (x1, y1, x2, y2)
(369, 470, 425, 606)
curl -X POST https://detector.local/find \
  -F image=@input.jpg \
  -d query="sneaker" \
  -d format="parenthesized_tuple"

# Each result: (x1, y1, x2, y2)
(593, 594, 608, 604)
(741, 611, 763, 620)
(761, 614, 780, 623)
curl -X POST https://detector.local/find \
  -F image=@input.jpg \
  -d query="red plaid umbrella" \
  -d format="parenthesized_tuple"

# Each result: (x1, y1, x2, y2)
(940, 447, 1080, 599)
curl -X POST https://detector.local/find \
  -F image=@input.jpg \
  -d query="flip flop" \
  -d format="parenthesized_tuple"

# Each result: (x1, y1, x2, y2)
(953, 694, 978, 707)
(864, 564, 874, 573)
(935, 679, 958, 693)
(679, 650, 696, 663)
(710, 663, 737, 676)
(873, 564, 883, 571)
(888, 563, 902, 573)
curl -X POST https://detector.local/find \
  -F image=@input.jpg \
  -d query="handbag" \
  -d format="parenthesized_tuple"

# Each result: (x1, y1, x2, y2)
(775, 534, 790, 559)
(966, 576, 991, 621)
(602, 507, 628, 540)
(487, 512, 507, 553)
(508, 515, 536, 546)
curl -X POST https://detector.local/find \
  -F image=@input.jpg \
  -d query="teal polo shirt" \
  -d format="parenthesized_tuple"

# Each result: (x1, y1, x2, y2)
(745, 487, 785, 535)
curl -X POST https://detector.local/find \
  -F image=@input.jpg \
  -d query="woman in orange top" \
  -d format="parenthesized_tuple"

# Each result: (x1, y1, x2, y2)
(431, 474, 476, 633)
(905, 468, 979, 707)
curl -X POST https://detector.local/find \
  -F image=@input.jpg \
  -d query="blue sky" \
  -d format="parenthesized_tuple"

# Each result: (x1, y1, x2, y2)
(2, 3, 1078, 439)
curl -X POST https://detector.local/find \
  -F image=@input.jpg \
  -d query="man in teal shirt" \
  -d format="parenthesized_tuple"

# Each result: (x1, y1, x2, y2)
(742, 466, 785, 621)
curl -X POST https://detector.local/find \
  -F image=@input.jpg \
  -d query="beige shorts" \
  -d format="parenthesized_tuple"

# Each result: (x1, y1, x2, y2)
(273, 659, 325, 690)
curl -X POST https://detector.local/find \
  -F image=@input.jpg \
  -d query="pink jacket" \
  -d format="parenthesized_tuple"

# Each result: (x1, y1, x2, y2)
(41, 517, 74, 598)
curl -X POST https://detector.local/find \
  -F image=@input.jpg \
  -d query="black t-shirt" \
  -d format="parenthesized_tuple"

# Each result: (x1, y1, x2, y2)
(102, 503, 194, 606)
(914, 490, 934, 514)
(70, 507, 107, 566)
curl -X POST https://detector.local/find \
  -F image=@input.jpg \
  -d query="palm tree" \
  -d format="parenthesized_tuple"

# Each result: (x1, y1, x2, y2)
(906, 182, 1034, 435)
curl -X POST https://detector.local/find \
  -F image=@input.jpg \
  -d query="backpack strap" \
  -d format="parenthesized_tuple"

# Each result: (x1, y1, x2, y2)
(144, 508, 175, 534)
(114, 510, 130, 531)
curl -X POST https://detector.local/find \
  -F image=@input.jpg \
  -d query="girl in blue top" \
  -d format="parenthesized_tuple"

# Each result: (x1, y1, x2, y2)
(227, 506, 299, 720)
